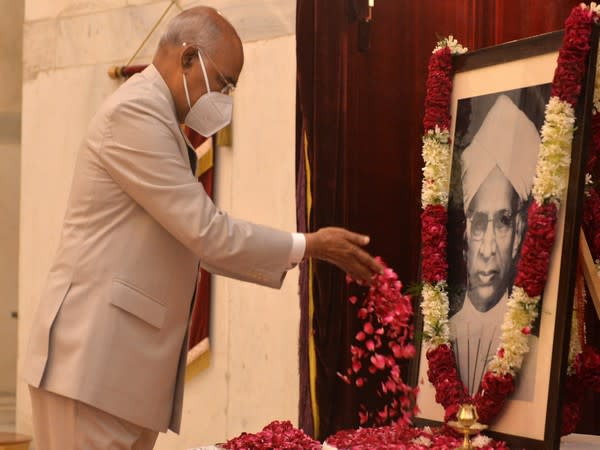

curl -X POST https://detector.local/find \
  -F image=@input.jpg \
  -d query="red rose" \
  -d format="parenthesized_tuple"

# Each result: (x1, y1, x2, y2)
(479, 372, 514, 397)
(423, 47, 453, 131)
(471, 372, 514, 424)
(551, 6, 593, 105)
(421, 205, 449, 283)
(514, 202, 558, 297)
(576, 345, 600, 391)
(223, 420, 321, 449)
(426, 345, 457, 384)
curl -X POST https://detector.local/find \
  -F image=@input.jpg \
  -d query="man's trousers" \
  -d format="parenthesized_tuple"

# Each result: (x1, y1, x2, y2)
(29, 385, 159, 450)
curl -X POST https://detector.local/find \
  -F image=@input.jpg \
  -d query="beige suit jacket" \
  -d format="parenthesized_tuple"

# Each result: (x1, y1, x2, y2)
(22, 65, 293, 433)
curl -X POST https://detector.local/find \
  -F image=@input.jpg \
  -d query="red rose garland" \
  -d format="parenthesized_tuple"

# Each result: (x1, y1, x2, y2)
(562, 31, 600, 431)
(421, 4, 600, 427)
(559, 2, 600, 433)
(513, 202, 557, 298)
(421, 205, 449, 283)
(423, 46, 453, 132)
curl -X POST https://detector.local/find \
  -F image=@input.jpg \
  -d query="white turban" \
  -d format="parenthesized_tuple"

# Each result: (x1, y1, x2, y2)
(461, 94, 540, 211)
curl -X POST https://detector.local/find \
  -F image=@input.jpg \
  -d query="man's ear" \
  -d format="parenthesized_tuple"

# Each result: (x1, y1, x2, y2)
(181, 46, 197, 71)
(512, 212, 526, 259)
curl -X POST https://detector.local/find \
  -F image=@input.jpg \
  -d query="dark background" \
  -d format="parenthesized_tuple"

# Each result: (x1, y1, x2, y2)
(295, 0, 599, 439)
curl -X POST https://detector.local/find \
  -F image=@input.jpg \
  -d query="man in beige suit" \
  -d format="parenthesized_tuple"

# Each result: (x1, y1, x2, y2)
(22, 6, 382, 450)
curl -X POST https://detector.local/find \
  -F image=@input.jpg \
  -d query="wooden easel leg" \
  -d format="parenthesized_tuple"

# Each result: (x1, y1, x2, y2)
(579, 228, 600, 320)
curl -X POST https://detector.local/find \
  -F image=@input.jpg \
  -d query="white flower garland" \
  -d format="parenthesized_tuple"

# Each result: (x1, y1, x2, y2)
(421, 127, 452, 207)
(531, 96, 575, 205)
(488, 287, 540, 374)
(421, 282, 450, 347)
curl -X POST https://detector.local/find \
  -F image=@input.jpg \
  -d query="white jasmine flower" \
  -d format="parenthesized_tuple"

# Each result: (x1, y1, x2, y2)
(490, 287, 540, 374)
(421, 128, 451, 207)
(472, 434, 492, 448)
(433, 35, 468, 55)
(532, 97, 574, 204)
(421, 282, 450, 347)
(411, 436, 432, 447)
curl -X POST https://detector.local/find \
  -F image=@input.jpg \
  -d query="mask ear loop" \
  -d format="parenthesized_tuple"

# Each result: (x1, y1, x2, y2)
(197, 50, 212, 93)
(182, 73, 192, 109)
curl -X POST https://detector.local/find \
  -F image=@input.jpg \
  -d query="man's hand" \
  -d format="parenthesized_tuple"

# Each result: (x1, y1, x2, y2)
(304, 227, 384, 284)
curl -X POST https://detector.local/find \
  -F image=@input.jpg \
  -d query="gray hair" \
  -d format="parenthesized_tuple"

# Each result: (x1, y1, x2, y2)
(159, 7, 224, 55)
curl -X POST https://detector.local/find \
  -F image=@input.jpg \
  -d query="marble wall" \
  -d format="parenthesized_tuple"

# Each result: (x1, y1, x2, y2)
(17, 0, 298, 447)
(0, 0, 24, 396)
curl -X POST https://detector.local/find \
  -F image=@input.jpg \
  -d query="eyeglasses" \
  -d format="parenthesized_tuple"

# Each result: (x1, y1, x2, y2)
(201, 50, 236, 95)
(466, 209, 516, 241)
(182, 42, 236, 95)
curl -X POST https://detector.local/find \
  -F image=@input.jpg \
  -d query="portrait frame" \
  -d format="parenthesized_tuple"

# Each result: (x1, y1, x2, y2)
(409, 28, 599, 450)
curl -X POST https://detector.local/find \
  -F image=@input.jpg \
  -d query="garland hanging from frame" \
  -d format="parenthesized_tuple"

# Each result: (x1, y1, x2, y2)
(419, 2, 600, 432)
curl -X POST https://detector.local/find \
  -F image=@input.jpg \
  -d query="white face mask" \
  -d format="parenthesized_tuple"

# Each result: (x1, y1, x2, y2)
(183, 50, 233, 137)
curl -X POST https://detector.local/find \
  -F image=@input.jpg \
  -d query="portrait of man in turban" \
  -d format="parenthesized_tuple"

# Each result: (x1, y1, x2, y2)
(446, 87, 550, 401)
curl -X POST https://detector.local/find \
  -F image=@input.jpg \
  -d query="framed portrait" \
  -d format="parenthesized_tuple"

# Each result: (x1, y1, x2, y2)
(409, 29, 599, 449)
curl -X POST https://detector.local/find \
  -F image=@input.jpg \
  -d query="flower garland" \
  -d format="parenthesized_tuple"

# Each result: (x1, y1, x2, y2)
(562, 4, 600, 432)
(420, 5, 599, 425)
(338, 259, 419, 427)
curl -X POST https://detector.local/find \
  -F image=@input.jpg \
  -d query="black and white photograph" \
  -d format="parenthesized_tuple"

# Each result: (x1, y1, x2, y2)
(446, 85, 551, 401)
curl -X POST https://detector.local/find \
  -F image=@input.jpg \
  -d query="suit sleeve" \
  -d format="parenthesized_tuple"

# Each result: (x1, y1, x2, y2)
(97, 102, 293, 288)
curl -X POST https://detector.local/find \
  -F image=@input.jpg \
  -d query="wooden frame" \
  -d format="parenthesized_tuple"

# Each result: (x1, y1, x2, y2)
(409, 28, 599, 450)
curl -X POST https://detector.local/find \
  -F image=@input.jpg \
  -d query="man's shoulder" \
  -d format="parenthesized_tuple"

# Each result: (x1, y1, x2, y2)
(100, 69, 177, 129)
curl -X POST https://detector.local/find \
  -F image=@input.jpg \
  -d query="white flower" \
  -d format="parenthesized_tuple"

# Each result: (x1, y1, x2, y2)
(421, 282, 450, 347)
(489, 287, 540, 374)
(532, 97, 575, 204)
(472, 434, 492, 448)
(421, 127, 451, 207)
(411, 436, 432, 447)
(433, 35, 468, 55)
